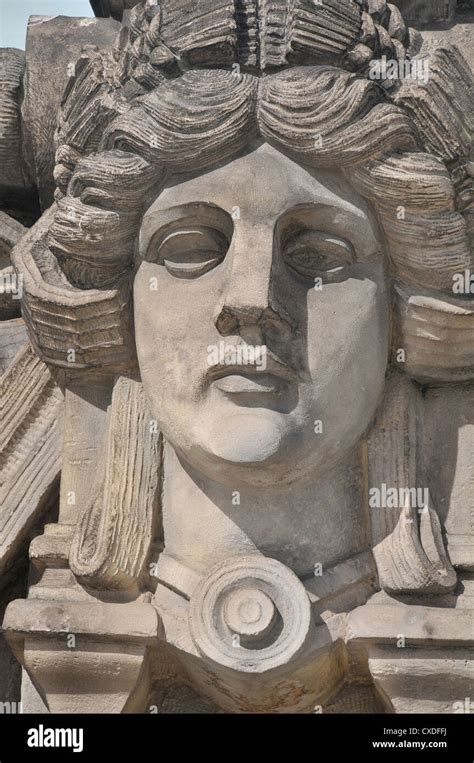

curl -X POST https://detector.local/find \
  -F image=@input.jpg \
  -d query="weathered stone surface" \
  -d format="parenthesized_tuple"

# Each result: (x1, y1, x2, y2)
(0, 558, 27, 709)
(369, 646, 474, 713)
(391, 1, 459, 24)
(0, 345, 63, 577)
(23, 15, 120, 210)
(420, 10, 474, 69)
(0, 319, 27, 374)
(0, 0, 473, 715)
(91, 0, 140, 20)
(0, 211, 27, 319)
(0, 50, 31, 195)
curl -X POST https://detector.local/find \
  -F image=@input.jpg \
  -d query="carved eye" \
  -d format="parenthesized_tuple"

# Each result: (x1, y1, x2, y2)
(283, 231, 354, 283)
(152, 226, 229, 279)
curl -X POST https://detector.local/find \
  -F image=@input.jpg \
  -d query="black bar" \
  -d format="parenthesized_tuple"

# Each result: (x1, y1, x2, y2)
(0, 712, 471, 761)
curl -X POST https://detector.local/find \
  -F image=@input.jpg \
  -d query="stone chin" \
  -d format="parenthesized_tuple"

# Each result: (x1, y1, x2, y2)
(187, 408, 304, 488)
(156, 400, 378, 490)
(206, 410, 286, 465)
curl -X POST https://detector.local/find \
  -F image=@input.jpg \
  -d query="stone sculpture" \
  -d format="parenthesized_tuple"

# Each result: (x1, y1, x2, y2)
(0, 0, 473, 713)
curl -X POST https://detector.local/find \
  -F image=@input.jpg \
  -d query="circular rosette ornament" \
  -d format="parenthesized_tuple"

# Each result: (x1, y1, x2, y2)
(189, 556, 312, 673)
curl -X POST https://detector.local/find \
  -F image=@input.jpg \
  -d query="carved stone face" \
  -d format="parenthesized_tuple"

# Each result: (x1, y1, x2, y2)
(134, 142, 389, 488)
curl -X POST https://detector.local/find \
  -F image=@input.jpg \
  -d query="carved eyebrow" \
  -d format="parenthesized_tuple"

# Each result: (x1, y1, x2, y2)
(139, 202, 234, 258)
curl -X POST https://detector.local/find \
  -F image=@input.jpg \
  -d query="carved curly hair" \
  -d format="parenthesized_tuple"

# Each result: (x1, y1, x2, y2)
(13, 0, 473, 383)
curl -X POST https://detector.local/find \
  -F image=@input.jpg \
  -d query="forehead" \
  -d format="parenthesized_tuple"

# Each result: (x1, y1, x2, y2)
(142, 142, 382, 252)
(147, 143, 372, 216)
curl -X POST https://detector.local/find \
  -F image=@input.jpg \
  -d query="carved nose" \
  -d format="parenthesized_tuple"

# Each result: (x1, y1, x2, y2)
(214, 225, 292, 336)
(215, 305, 266, 336)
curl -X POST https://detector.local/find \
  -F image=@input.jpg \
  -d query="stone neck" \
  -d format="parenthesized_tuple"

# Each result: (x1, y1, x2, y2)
(159, 440, 369, 582)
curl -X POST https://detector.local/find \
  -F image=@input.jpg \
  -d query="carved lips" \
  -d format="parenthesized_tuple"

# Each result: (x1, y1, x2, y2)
(208, 350, 296, 397)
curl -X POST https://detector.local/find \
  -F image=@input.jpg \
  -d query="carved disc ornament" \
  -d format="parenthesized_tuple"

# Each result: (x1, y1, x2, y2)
(189, 556, 312, 672)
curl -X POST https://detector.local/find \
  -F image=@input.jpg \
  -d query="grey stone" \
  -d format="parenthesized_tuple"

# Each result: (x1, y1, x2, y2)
(23, 15, 119, 210)
(0, 0, 472, 714)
